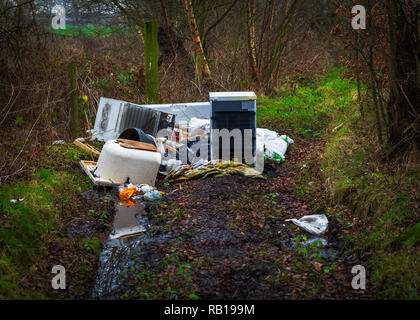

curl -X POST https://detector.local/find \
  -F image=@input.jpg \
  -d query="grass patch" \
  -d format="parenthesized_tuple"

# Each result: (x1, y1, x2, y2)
(0, 143, 107, 299)
(321, 108, 419, 299)
(45, 25, 124, 38)
(257, 66, 358, 137)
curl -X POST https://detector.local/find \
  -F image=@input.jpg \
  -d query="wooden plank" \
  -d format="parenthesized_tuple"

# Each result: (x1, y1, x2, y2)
(73, 139, 101, 157)
(116, 139, 158, 152)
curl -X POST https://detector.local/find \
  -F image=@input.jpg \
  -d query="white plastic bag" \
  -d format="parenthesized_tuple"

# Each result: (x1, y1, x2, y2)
(166, 159, 183, 171)
(143, 189, 161, 201)
(137, 184, 161, 201)
(285, 214, 328, 235)
(187, 117, 210, 137)
(256, 128, 294, 163)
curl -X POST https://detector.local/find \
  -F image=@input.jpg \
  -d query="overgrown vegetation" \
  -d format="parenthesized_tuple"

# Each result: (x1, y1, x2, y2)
(321, 109, 419, 299)
(258, 67, 357, 137)
(294, 71, 419, 298)
(0, 144, 113, 299)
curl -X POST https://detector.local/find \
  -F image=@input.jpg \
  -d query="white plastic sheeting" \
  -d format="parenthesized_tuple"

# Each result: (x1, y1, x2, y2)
(285, 214, 329, 235)
(186, 117, 211, 137)
(256, 128, 294, 163)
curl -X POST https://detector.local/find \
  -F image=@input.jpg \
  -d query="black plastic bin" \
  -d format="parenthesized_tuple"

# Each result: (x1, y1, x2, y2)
(210, 92, 257, 164)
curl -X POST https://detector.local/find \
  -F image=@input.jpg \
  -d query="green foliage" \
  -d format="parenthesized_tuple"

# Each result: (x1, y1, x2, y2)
(0, 171, 74, 298)
(0, 142, 106, 299)
(45, 25, 122, 38)
(289, 67, 418, 298)
(257, 67, 358, 137)
(129, 244, 198, 300)
(82, 237, 101, 253)
(14, 116, 23, 127)
(319, 102, 419, 299)
(395, 223, 420, 247)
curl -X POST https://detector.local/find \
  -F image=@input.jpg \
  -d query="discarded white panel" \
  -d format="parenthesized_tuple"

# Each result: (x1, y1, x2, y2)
(92, 97, 125, 142)
(92, 97, 210, 142)
(141, 101, 211, 123)
(92, 97, 175, 142)
(209, 91, 257, 101)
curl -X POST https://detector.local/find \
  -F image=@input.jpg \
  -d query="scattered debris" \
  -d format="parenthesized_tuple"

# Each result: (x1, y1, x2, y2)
(83, 95, 295, 190)
(302, 237, 328, 247)
(52, 140, 65, 145)
(142, 187, 162, 201)
(285, 214, 329, 235)
(332, 123, 344, 132)
(164, 159, 265, 182)
(73, 138, 100, 157)
(118, 186, 137, 205)
(118, 128, 156, 146)
(81, 96, 294, 206)
(118, 184, 162, 206)
(9, 198, 24, 203)
(161, 159, 183, 172)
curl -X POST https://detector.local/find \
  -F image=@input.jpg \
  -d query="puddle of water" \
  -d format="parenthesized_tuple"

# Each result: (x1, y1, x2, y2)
(91, 197, 177, 299)
(302, 237, 328, 247)
(109, 202, 147, 239)
(91, 236, 140, 299)
(91, 230, 177, 299)
(92, 200, 147, 299)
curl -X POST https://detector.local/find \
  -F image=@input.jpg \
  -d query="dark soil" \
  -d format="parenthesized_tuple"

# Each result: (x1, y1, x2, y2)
(92, 139, 374, 300)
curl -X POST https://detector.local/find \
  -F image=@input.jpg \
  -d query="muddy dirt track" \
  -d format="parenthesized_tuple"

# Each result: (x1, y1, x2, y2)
(88, 140, 373, 300)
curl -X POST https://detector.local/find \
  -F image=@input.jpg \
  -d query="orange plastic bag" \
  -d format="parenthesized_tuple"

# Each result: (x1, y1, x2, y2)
(119, 199, 137, 207)
(119, 187, 137, 201)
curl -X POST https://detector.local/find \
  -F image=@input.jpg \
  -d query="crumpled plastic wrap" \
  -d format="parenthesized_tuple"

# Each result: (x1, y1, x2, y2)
(285, 214, 328, 235)
(256, 128, 294, 163)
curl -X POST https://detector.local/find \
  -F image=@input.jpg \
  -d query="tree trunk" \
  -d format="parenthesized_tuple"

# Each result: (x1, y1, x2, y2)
(68, 61, 80, 139)
(160, 0, 177, 59)
(182, 0, 211, 78)
(355, 31, 363, 118)
(246, 0, 262, 88)
(367, 0, 384, 145)
(386, 0, 419, 153)
(144, 21, 159, 103)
